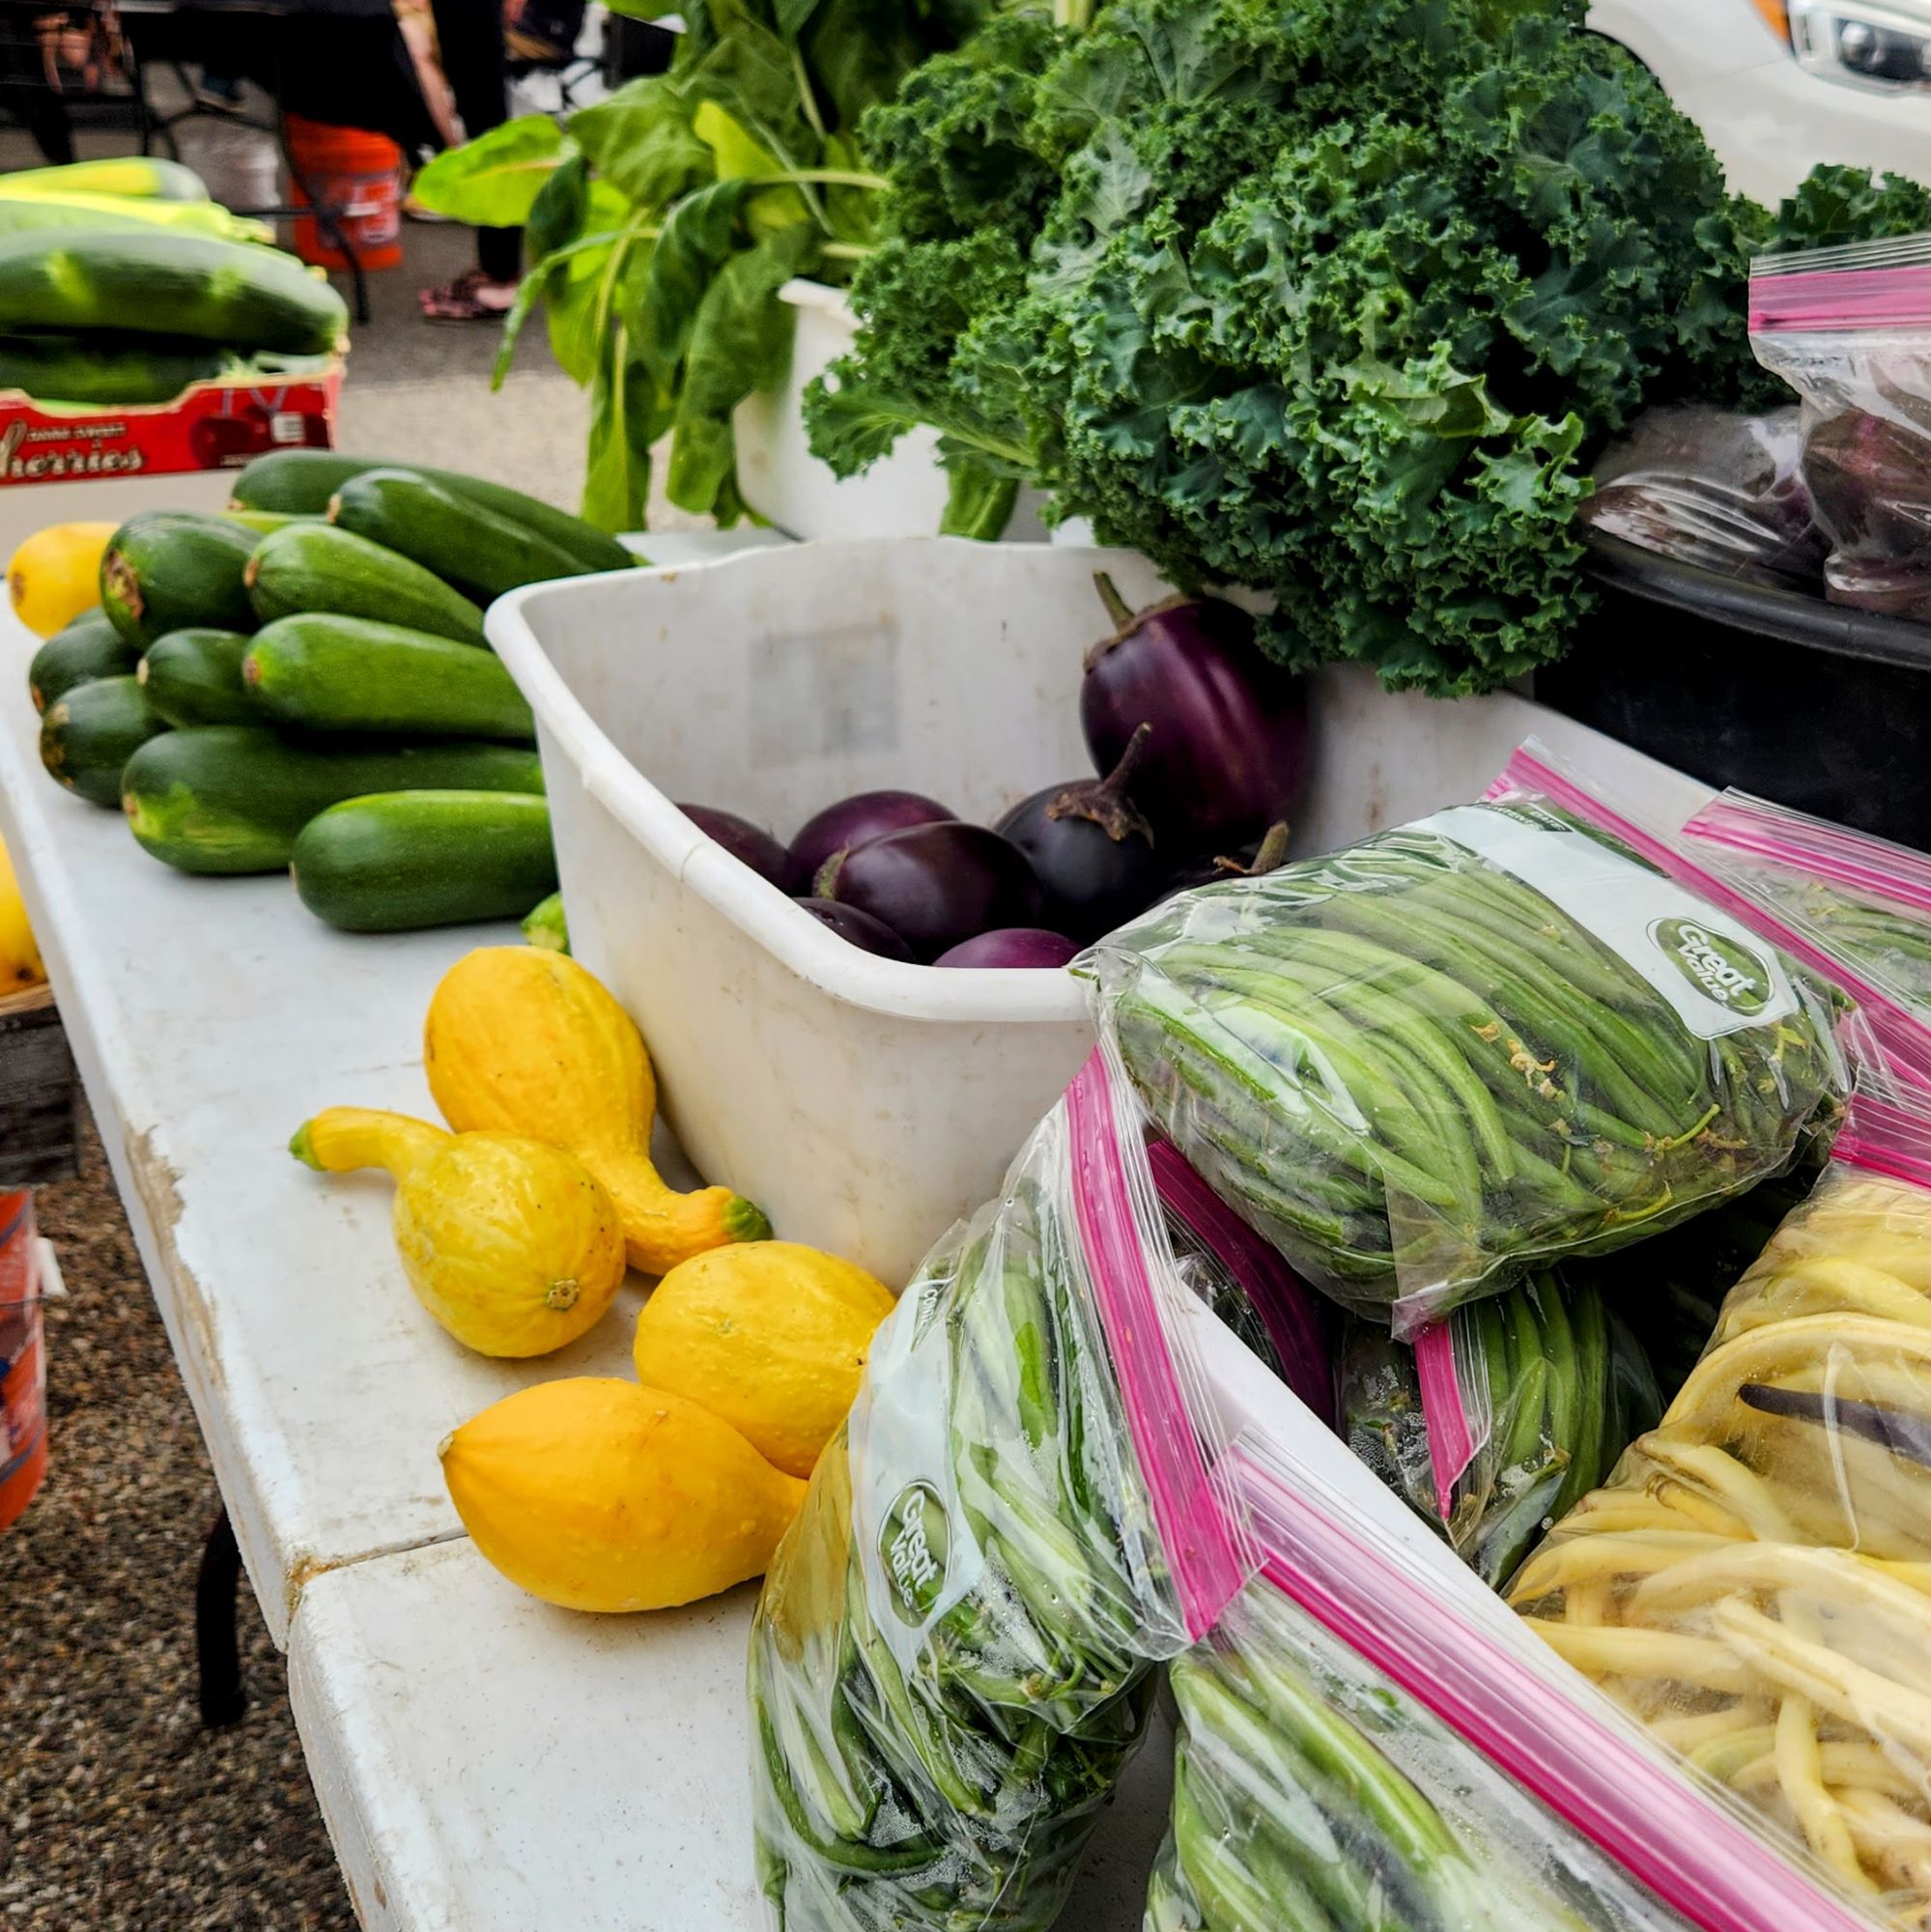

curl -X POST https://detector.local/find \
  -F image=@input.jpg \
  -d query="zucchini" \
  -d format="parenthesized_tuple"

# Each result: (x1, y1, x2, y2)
(122, 726, 546, 874)
(245, 524, 487, 646)
(329, 468, 591, 600)
(41, 674, 167, 807)
(100, 511, 257, 647)
(140, 628, 253, 726)
(229, 451, 633, 573)
(241, 614, 534, 740)
(0, 194, 270, 246)
(0, 332, 226, 405)
(29, 608, 137, 712)
(291, 790, 556, 932)
(522, 890, 569, 953)
(221, 509, 318, 538)
(0, 230, 346, 354)
(0, 156, 209, 202)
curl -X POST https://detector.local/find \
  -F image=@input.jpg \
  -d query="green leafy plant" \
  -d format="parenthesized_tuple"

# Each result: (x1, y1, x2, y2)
(811, 0, 1931, 693)
(413, 0, 989, 530)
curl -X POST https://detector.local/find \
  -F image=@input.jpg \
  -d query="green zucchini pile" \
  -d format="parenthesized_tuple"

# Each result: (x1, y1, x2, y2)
(1087, 809, 1850, 1333)
(31, 449, 635, 933)
(0, 158, 346, 407)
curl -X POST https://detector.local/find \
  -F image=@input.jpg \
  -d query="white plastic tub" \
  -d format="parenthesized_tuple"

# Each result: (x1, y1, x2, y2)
(491, 538, 1705, 1284)
(733, 280, 1049, 543)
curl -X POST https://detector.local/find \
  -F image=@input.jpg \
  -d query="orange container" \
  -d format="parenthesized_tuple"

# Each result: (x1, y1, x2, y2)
(0, 1191, 45, 1533)
(285, 113, 403, 272)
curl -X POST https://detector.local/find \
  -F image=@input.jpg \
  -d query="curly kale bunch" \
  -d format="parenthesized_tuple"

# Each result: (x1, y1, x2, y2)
(810, 0, 1931, 694)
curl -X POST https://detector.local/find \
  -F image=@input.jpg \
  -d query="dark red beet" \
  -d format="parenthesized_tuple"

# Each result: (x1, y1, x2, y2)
(995, 724, 1165, 943)
(679, 805, 804, 893)
(816, 821, 1042, 962)
(1081, 574, 1309, 851)
(794, 897, 915, 960)
(789, 790, 956, 881)
(934, 928, 1080, 968)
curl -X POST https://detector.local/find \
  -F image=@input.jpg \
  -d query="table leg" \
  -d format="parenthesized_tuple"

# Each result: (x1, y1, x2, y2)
(195, 1506, 246, 1728)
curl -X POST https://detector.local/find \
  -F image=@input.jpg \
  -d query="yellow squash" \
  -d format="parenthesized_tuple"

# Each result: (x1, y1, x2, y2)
(424, 946, 771, 1275)
(634, 1241, 895, 1478)
(292, 1105, 625, 1357)
(7, 522, 115, 638)
(0, 833, 44, 991)
(440, 1376, 807, 1611)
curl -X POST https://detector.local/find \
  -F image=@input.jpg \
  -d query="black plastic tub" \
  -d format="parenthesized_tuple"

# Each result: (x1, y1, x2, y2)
(1537, 533, 1931, 848)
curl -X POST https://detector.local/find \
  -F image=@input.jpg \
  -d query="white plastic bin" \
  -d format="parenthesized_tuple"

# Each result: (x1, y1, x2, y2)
(491, 538, 1707, 1285)
(732, 280, 1049, 542)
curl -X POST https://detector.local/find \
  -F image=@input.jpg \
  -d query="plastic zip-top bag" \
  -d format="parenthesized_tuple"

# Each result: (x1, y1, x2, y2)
(1147, 1433, 1883, 1932)
(1511, 1090, 1931, 1922)
(748, 1048, 1255, 1932)
(1578, 405, 1826, 585)
(1750, 233, 1931, 619)
(1083, 739, 1851, 1336)
(1684, 788, 1931, 1093)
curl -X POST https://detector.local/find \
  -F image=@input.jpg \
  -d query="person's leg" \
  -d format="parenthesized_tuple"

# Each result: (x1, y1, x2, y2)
(422, 0, 518, 313)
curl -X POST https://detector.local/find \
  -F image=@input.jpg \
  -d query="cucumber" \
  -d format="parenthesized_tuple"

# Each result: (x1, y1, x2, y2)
(329, 468, 592, 600)
(241, 614, 534, 740)
(229, 451, 633, 573)
(292, 790, 556, 932)
(29, 608, 138, 712)
(101, 511, 257, 647)
(244, 524, 487, 646)
(121, 726, 546, 874)
(522, 890, 569, 952)
(221, 509, 318, 538)
(140, 628, 254, 727)
(0, 156, 209, 202)
(0, 331, 225, 404)
(40, 674, 167, 807)
(0, 231, 346, 355)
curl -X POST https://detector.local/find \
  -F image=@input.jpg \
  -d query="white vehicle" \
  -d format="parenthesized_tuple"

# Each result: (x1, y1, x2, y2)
(1590, 0, 1931, 203)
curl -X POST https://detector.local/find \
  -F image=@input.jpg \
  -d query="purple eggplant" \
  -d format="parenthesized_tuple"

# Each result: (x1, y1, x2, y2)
(789, 789, 956, 882)
(1160, 822, 1293, 899)
(679, 804, 804, 893)
(995, 724, 1165, 943)
(1081, 574, 1308, 851)
(934, 928, 1080, 969)
(816, 821, 1042, 962)
(794, 896, 915, 960)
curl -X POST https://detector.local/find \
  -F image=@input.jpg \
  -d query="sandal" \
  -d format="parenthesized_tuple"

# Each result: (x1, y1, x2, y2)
(419, 269, 520, 322)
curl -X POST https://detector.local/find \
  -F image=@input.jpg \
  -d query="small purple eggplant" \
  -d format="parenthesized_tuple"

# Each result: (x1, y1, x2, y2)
(789, 790, 956, 882)
(815, 821, 1042, 962)
(679, 805, 805, 893)
(934, 928, 1080, 968)
(794, 896, 915, 960)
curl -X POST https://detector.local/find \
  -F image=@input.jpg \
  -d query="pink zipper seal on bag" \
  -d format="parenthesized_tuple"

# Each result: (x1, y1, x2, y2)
(1686, 794, 1931, 921)
(1231, 1445, 1879, 1932)
(1747, 262, 1931, 334)
(1065, 1050, 1248, 1640)
(1413, 1321, 1477, 1518)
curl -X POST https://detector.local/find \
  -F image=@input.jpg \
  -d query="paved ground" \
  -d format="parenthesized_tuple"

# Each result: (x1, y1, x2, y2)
(0, 109, 609, 1929)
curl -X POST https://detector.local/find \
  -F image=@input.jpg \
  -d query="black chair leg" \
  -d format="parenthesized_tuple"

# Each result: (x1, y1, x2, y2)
(196, 1507, 246, 1727)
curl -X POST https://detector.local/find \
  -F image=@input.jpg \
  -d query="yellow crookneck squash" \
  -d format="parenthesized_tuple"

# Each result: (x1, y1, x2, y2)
(440, 1376, 807, 1612)
(423, 946, 771, 1276)
(292, 1104, 626, 1357)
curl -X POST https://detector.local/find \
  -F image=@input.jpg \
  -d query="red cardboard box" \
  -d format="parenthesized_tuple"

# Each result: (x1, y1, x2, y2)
(0, 358, 344, 487)
(0, 1191, 44, 1533)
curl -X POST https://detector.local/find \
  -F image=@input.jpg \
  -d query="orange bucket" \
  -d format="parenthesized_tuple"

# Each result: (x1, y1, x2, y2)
(0, 1191, 46, 1533)
(285, 113, 404, 272)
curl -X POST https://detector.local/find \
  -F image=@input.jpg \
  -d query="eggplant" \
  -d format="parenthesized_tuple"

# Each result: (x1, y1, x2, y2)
(1160, 822, 1292, 899)
(995, 725, 1164, 943)
(789, 789, 955, 882)
(934, 928, 1079, 968)
(679, 804, 804, 893)
(794, 897, 914, 960)
(1081, 574, 1308, 851)
(815, 821, 1042, 962)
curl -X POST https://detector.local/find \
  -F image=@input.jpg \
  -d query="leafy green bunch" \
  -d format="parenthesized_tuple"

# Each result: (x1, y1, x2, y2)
(811, 0, 1931, 693)
(414, 0, 988, 529)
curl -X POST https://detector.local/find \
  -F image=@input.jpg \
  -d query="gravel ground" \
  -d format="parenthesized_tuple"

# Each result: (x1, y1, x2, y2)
(0, 1111, 354, 1931)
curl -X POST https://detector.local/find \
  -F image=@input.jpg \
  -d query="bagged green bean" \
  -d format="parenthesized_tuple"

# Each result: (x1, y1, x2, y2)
(1087, 741, 1851, 1337)
(1150, 1440, 1878, 1932)
(750, 1051, 1254, 1932)
(1340, 1268, 1661, 1590)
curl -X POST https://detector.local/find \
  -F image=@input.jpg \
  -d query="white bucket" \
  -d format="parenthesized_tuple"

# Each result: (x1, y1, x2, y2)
(490, 537, 1703, 1284)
